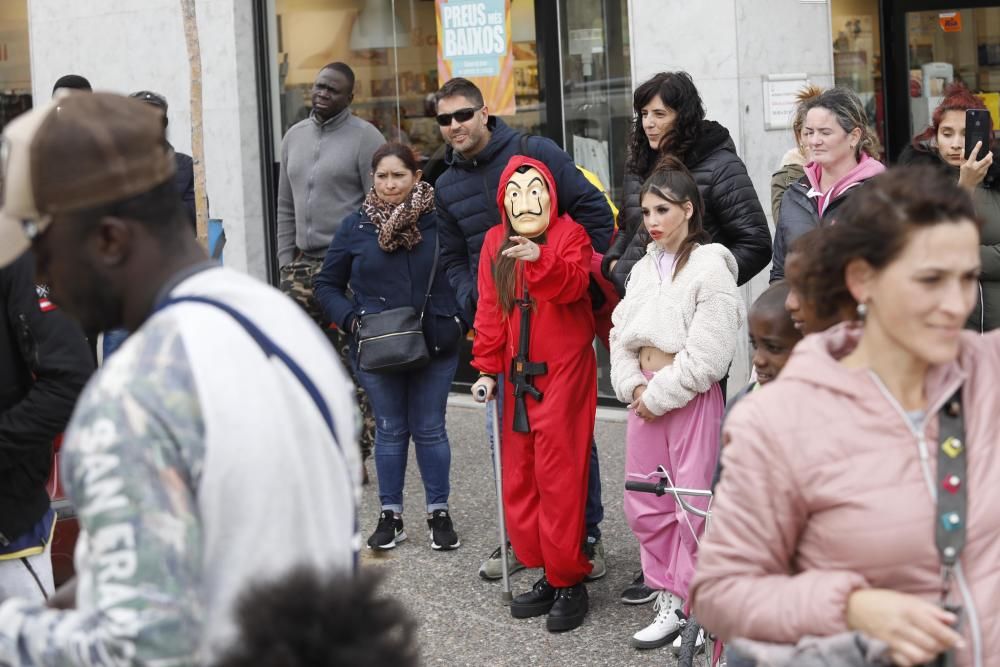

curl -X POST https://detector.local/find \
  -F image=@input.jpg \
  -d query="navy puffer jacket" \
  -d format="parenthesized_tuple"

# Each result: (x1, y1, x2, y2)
(601, 121, 771, 294)
(314, 210, 467, 357)
(434, 117, 614, 321)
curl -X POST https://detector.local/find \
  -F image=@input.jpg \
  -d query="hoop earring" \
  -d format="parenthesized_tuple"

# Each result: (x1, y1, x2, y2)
(857, 302, 868, 321)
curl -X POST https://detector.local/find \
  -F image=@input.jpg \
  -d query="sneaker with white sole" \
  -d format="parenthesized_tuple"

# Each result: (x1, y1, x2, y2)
(582, 536, 606, 581)
(478, 544, 526, 580)
(620, 571, 658, 605)
(630, 591, 684, 649)
(367, 510, 406, 550)
(427, 509, 461, 550)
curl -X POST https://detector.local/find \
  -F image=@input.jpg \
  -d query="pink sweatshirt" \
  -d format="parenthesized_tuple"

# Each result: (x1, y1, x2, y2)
(690, 323, 1000, 667)
(804, 153, 885, 217)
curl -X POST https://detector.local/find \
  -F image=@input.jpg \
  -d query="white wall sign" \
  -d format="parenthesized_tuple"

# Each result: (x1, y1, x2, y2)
(763, 73, 810, 130)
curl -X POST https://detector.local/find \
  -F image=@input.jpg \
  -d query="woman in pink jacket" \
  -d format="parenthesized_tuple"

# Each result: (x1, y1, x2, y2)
(691, 166, 1000, 667)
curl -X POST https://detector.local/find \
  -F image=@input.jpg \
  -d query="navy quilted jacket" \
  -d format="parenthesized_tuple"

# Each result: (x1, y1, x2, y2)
(434, 117, 614, 320)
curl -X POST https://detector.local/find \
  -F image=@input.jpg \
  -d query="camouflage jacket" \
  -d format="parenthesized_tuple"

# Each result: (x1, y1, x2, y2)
(0, 267, 361, 666)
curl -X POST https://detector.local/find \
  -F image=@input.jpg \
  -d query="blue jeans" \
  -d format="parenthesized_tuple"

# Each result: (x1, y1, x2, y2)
(354, 352, 459, 514)
(487, 374, 603, 540)
(102, 328, 129, 361)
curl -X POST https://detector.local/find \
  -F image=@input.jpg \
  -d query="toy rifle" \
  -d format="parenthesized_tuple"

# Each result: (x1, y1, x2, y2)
(510, 278, 547, 433)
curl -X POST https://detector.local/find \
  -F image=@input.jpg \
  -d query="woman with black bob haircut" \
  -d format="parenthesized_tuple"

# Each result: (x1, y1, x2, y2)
(601, 71, 771, 295)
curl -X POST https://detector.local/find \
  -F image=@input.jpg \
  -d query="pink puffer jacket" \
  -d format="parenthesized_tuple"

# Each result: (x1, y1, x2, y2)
(690, 323, 1000, 667)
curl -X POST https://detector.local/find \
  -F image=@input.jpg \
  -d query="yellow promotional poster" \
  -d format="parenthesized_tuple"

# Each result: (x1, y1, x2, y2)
(436, 0, 515, 115)
(979, 91, 1000, 130)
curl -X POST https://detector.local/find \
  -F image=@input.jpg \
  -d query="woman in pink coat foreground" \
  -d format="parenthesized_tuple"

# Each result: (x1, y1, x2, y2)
(691, 166, 999, 667)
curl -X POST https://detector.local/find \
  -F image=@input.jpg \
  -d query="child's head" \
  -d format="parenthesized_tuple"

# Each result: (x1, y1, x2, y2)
(749, 281, 802, 384)
(784, 228, 858, 334)
(214, 567, 419, 667)
(639, 155, 709, 277)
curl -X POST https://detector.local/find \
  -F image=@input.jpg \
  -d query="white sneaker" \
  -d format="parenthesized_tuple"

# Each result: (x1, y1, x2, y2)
(630, 591, 684, 649)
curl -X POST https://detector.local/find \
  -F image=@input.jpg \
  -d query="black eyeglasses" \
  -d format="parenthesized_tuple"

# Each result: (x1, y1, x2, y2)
(435, 106, 482, 127)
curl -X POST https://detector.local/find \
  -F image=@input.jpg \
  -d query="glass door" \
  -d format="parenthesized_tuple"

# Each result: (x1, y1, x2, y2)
(883, 0, 1000, 159)
(906, 7, 1000, 139)
(558, 0, 631, 204)
(559, 0, 631, 402)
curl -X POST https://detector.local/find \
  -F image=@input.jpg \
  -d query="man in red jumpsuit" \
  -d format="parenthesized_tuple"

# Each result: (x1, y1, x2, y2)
(470, 155, 597, 632)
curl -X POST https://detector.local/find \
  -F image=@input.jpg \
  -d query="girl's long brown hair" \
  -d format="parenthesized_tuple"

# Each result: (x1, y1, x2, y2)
(639, 156, 709, 279)
(492, 232, 547, 314)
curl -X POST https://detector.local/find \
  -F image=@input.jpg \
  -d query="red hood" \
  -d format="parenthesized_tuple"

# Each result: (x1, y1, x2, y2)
(496, 155, 559, 231)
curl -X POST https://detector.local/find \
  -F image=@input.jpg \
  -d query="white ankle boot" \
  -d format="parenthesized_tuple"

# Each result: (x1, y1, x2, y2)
(630, 590, 684, 649)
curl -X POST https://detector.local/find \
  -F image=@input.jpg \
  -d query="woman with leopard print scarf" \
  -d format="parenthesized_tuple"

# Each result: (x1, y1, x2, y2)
(315, 142, 468, 554)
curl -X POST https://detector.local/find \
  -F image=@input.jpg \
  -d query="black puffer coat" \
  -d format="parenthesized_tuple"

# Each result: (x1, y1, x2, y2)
(898, 143, 1000, 332)
(601, 121, 771, 294)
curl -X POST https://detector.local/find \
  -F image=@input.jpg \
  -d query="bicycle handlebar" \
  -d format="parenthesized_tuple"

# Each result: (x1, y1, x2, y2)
(624, 480, 664, 495)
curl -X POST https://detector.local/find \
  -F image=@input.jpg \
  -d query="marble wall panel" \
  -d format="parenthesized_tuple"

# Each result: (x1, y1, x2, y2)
(28, 0, 265, 277)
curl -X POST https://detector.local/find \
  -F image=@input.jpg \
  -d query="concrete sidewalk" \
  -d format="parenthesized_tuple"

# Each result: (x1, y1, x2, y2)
(360, 402, 687, 666)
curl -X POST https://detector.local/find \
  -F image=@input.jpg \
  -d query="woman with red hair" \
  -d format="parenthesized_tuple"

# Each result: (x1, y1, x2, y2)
(899, 83, 1000, 331)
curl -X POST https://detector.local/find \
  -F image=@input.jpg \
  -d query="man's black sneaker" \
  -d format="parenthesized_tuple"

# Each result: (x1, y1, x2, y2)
(367, 510, 406, 550)
(546, 583, 589, 632)
(621, 571, 658, 605)
(427, 509, 461, 550)
(510, 576, 557, 619)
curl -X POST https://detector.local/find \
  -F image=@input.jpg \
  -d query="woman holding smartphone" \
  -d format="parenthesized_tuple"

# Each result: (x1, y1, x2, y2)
(898, 83, 1000, 332)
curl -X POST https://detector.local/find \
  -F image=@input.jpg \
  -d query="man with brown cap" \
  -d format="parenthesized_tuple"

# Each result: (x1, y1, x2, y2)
(0, 92, 361, 664)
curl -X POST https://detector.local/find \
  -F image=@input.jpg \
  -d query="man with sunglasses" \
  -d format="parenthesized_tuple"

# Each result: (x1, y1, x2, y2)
(276, 62, 383, 469)
(432, 77, 614, 584)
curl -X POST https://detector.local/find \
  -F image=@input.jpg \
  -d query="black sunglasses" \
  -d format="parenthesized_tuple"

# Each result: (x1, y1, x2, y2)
(435, 106, 483, 127)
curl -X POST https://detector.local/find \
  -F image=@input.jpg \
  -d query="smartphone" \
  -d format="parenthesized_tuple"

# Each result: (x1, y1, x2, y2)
(964, 109, 992, 160)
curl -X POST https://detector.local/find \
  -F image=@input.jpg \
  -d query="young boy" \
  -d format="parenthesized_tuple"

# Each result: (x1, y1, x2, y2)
(744, 280, 802, 392)
(715, 281, 801, 483)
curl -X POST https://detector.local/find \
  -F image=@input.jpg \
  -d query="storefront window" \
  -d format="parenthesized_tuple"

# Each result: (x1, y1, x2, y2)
(560, 0, 630, 202)
(0, 0, 32, 132)
(271, 0, 544, 169)
(831, 0, 885, 156)
(904, 7, 1000, 141)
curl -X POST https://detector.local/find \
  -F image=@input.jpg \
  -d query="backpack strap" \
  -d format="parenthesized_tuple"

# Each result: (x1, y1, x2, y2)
(157, 295, 341, 447)
(155, 294, 361, 568)
(519, 132, 531, 157)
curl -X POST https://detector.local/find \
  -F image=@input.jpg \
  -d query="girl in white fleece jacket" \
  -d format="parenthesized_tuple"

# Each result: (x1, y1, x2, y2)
(609, 158, 744, 650)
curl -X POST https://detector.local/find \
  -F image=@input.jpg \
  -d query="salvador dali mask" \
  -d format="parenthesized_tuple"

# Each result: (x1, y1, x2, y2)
(503, 167, 551, 239)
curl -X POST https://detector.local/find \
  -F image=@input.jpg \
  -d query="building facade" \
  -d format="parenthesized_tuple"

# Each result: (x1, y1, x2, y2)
(10, 0, 1000, 395)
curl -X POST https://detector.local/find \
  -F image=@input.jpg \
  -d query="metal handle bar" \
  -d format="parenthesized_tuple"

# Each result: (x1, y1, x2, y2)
(625, 480, 713, 519)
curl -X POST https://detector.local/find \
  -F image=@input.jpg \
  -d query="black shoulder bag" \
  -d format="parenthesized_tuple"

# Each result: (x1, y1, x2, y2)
(355, 237, 439, 374)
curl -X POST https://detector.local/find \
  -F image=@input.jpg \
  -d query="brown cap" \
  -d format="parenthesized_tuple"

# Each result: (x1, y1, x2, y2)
(0, 91, 176, 267)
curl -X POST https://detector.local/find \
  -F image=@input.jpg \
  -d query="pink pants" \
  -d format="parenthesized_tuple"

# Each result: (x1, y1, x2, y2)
(624, 379, 723, 599)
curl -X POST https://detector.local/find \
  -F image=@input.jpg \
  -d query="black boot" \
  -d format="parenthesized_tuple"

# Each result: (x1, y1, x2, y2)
(546, 583, 589, 632)
(510, 576, 557, 619)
